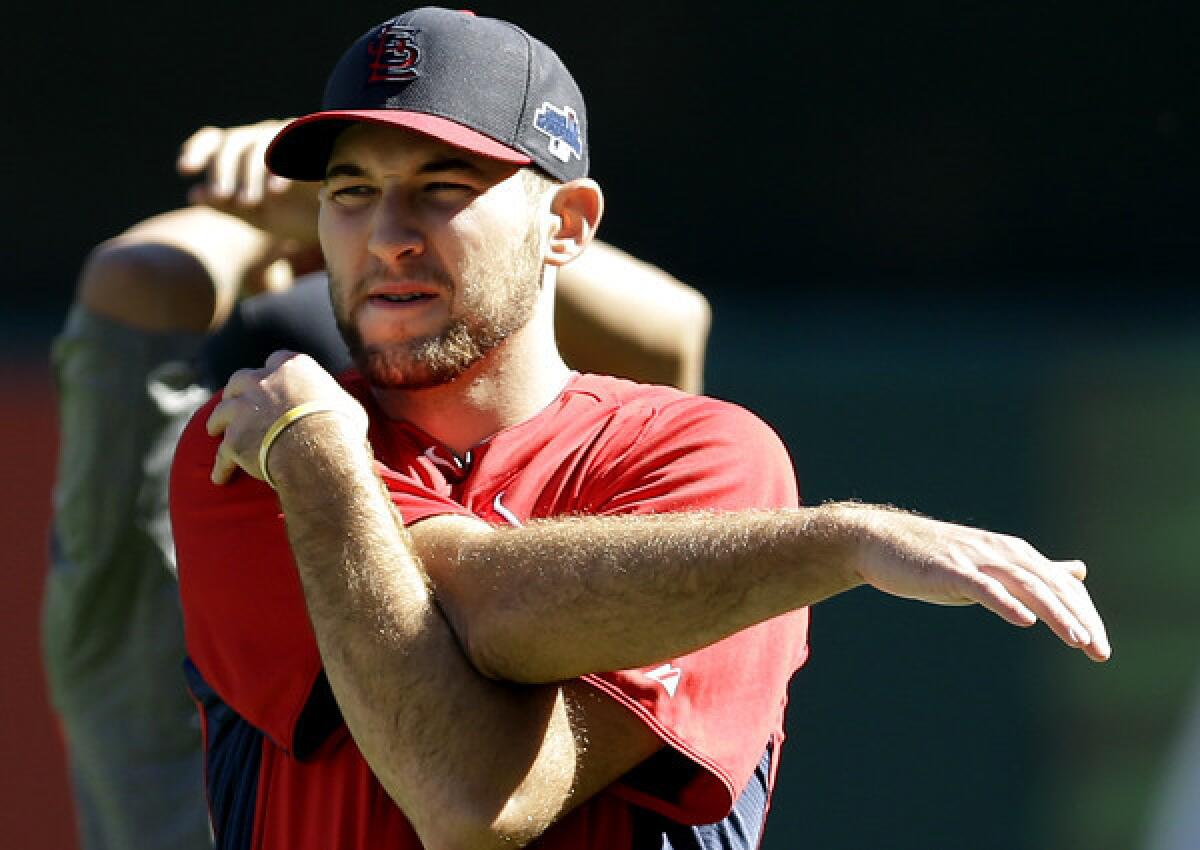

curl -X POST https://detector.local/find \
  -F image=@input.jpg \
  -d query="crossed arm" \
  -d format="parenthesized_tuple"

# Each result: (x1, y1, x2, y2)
(260, 406, 662, 849)
(204, 352, 1111, 849)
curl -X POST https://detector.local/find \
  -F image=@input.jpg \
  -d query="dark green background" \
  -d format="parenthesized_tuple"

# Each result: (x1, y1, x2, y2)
(704, 290, 1200, 850)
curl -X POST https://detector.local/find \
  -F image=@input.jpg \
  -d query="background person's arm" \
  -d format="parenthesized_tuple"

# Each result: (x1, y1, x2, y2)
(76, 206, 290, 334)
(78, 120, 323, 335)
(555, 241, 711, 392)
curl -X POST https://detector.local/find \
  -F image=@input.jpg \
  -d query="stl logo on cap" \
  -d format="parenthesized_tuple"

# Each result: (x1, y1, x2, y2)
(367, 21, 421, 83)
(533, 102, 584, 164)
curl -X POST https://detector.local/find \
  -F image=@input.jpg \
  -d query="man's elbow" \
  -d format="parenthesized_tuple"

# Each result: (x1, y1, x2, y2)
(674, 290, 711, 393)
(648, 287, 710, 393)
(414, 820, 521, 850)
(461, 608, 566, 684)
(411, 792, 557, 850)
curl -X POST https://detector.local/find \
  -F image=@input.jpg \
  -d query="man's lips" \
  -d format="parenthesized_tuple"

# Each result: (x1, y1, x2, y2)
(368, 292, 436, 305)
(362, 281, 445, 308)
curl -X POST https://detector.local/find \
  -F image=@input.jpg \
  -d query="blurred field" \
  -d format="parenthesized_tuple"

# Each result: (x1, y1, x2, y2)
(0, 357, 76, 850)
(705, 288, 1200, 850)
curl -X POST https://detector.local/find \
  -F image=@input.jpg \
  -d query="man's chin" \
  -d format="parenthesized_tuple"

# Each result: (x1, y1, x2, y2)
(341, 318, 495, 391)
(354, 348, 471, 391)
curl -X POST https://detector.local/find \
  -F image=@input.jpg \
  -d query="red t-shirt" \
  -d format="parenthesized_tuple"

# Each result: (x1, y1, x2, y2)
(172, 372, 809, 849)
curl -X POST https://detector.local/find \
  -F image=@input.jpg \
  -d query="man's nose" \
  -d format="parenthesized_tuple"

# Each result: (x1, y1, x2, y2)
(368, 190, 425, 263)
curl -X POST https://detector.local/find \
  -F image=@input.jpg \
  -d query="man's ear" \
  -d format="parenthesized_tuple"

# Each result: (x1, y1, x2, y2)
(544, 178, 604, 267)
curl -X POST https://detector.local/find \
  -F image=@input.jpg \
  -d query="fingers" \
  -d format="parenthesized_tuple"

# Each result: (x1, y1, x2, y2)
(264, 349, 299, 371)
(211, 441, 242, 486)
(179, 121, 291, 208)
(855, 508, 1113, 663)
(943, 560, 1037, 627)
(177, 126, 224, 175)
(219, 366, 261, 402)
(206, 364, 275, 485)
(1050, 562, 1110, 661)
(205, 394, 242, 485)
(977, 561, 1088, 645)
(973, 548, 1111, 662)
(203, 352, 354, 488)
(239, 129, 271, 205)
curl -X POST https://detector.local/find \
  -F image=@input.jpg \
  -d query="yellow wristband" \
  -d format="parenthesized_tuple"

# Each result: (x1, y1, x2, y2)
(258, 401, 340, 490)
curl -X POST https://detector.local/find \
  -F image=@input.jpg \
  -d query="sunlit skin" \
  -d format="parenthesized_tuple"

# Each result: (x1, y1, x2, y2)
(319, 123, 546, 392)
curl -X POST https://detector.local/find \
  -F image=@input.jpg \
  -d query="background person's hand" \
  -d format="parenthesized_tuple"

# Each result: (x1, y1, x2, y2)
(178, 120, 321, 245)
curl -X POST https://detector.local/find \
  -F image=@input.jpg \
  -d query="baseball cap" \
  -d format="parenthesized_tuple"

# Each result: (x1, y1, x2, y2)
(266, 7, 588, 183)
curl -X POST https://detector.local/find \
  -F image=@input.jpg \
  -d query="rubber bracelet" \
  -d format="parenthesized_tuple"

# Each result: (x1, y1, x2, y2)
(258, 401, 340, 490)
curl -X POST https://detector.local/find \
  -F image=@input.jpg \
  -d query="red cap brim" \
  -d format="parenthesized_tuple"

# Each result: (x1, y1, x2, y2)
(265, 110, 532, 181)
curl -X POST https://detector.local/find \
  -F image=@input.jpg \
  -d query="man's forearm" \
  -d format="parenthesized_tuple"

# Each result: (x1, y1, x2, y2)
(422, 500, 1110, 684)
(423, 508, 855, 683)
(271, 418, 594, 850)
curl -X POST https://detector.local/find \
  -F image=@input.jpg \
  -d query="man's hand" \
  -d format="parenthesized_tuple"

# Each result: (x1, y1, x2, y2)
(834, 503, 1112, 661)
(178, 121, 321, 245)
(205, 350, 368, 486)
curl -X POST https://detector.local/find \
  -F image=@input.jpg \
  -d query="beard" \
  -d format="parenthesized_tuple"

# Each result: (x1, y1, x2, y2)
(332, 223, 544, 390)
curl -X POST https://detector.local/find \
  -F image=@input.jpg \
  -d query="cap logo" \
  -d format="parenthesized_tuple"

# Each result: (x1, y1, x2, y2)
(367, 21, 421, 83)
(532, 102, 583, 164)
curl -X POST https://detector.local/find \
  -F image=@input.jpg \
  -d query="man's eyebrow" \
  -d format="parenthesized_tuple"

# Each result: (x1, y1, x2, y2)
(416, 156, 486, 176)
(324, 157, 486, 181)
(325, 163, 366, 180)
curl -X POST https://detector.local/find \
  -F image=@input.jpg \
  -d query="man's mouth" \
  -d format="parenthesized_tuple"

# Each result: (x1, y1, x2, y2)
(371, 292, 435, 304)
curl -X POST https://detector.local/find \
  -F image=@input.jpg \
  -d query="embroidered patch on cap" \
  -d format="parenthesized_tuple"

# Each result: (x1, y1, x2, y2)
(533, 102, 584, 163)
(367, 21, 421, 83)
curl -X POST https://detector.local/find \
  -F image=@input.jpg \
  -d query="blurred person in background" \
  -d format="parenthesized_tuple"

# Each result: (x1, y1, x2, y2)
(44, 117, 711, 850)
(1144, 681, 1200, 850)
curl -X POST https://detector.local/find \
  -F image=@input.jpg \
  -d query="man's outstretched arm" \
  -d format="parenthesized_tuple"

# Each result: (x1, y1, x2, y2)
(414, 501, 1108, 684)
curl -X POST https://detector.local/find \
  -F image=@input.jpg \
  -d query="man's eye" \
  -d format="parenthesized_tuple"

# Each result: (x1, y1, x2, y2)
(329, 185, 376, 203)
(426, 182, 472, 194)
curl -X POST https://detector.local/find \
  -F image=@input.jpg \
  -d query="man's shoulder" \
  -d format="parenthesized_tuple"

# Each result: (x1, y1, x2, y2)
(566, 372, 757, 419)
(554, 375, 797, 513)
(563, 373, 791, 470)
(565, 373, 777, 440)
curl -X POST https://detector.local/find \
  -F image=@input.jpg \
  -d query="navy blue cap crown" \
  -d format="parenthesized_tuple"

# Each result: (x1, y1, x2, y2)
(266, 7, 588, 182)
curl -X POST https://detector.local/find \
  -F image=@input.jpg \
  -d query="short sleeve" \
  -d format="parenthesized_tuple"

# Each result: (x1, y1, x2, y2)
(587, 395, 800, 516)
(172, 396, 324, 753)
(580, 396, 809, 824)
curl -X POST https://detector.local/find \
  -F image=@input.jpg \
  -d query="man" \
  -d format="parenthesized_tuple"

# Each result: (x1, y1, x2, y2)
(172, 8, 1110, 850)
(47, 119, 710, 850)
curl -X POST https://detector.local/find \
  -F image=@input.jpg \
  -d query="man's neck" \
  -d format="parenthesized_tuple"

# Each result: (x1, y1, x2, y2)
(370, 320, 571, 456)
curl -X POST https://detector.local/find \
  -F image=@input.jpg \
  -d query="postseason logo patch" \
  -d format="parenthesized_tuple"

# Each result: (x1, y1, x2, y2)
(367, 21, 421, 83)
(533, 102, 584, 163)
